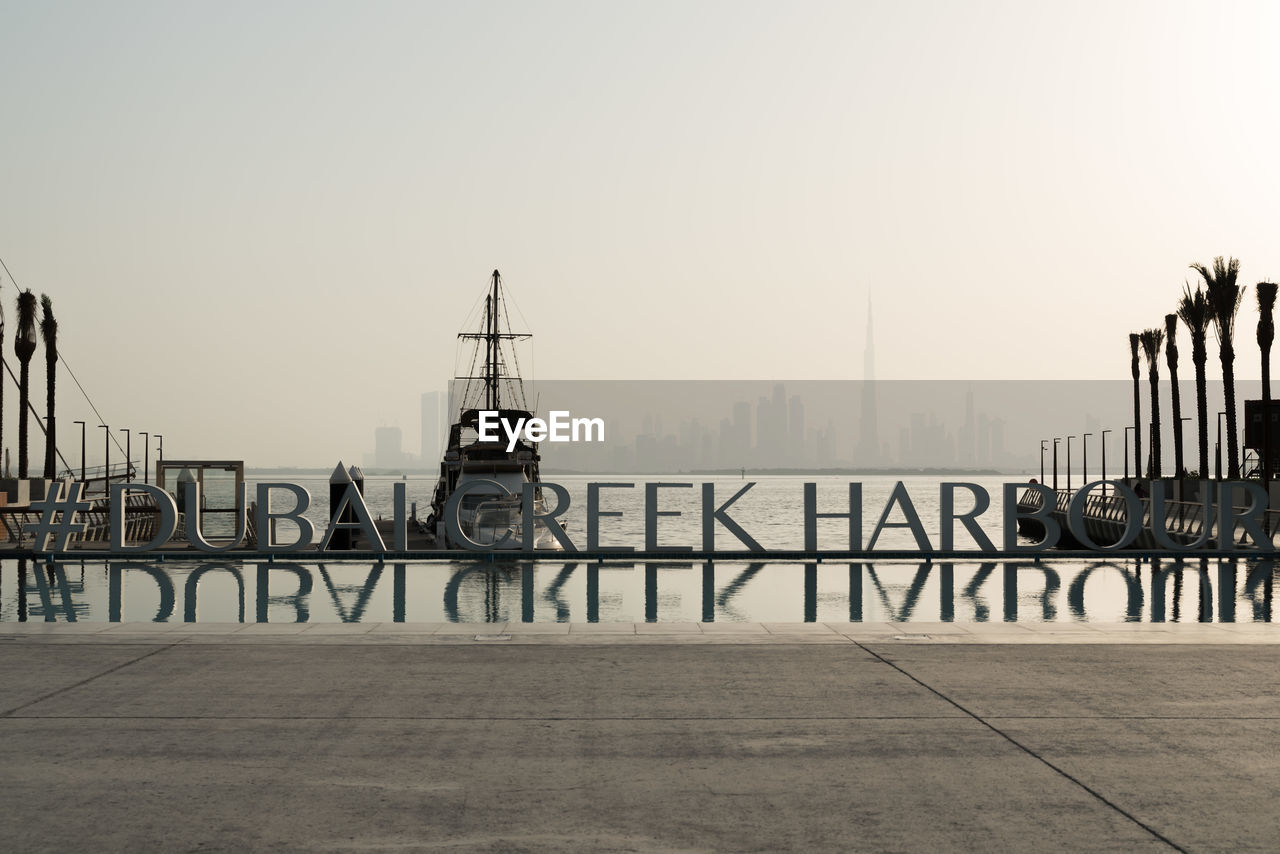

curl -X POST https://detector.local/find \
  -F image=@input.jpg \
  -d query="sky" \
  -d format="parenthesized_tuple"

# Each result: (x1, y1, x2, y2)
(2, 0, 1279, 467)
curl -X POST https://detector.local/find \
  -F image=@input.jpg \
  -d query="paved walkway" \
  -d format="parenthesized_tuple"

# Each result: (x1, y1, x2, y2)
(2, 624, 1279, 852)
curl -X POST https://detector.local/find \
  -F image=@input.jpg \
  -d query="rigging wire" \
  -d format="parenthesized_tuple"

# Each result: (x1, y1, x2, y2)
(0, 253, 130, 459)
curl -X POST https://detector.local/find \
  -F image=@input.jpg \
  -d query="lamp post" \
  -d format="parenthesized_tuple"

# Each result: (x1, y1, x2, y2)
(73, 420, 85, 483)
(1067, 435, 1075, 492)
(1217, 411, 1226, 481)
(1083, 432, 1092, 488)
(1101, 429, 1111, 495)
(1040, 440, 1047, 484)
(119, 428, 131, 482)
(1124, 426, 1135, 482)
(98, 424, 109, 495)
(155, 434, 163, 464)
(139, 432, 149, 485)
(1053, 438, 1061, 491)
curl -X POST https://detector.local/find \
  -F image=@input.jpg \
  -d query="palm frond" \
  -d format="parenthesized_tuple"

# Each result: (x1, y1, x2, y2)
(39, 294, 56, 351)
(1177, 283, 1212, 335)
(1140, 328, 1165, 363)
(1257, 281, 1278, 315)
(1191, 256, 1245, 341)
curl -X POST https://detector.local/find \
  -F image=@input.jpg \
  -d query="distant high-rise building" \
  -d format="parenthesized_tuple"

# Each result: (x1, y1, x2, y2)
(375, 426, 405, 469)
(960, 387, 976, 465)
(421, 391, 443, 467)
(788, 395, 805, 465)
(856, 297, 881, 465)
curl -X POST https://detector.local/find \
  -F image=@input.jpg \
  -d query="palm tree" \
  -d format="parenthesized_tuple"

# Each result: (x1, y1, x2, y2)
(1130, 333, 1142, 481)
(1191, 256, 1245, 478)
(1178, 284, 1213, 478)
(1164, 313, 1184, 477)
(1141, 328, 1165, 478)
(14, 290, 37, 479)
(1257, 281, 1278, 486)
(39, 294, 57, 481)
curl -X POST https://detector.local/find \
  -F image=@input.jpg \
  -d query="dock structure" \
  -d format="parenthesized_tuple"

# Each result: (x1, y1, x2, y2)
(1016, 483, 1280, 550)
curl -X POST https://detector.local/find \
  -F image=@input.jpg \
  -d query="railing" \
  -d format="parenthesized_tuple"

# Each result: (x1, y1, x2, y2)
(0, 492, 160, 548)
(1019, 486, 1280, 546)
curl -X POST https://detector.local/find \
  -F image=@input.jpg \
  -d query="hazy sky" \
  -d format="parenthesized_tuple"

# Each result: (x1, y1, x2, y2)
(2, 1, 1279, 467)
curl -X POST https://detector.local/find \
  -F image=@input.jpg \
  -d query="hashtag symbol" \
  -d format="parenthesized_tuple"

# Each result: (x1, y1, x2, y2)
(24, 481, 91, 552)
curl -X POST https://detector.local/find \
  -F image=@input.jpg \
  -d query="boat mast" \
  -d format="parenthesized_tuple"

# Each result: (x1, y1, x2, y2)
(457, 269, 531, 414)
(487, 270, 499, 410)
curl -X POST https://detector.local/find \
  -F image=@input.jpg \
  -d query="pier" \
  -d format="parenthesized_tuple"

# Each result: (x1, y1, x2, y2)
(2, 624, 1279, 851)
(1016, 482, 1280, 550)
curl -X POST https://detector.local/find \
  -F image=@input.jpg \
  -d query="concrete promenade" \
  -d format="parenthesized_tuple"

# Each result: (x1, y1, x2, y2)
(2, 623, 1280, 852)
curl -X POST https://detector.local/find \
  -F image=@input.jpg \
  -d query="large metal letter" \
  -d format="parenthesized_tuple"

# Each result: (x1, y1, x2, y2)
(702, 482, 763, 552)
(184, 481, 248, 552)
(255, 482, 315, 552)
(939, 482, 995, 552)
(587, 482, 634, 551)
(803, 483, 862, 552)
(645, 483, 692, 553)
(444, 479, 514, 551)
(867, 481, 932, 552)
(522, 482, 577, 551)
(110, 482, 178, 552)
(1003, 482, 1059, 552)
(1066, 480, 1142, 551)
(319, 482, 386, 551)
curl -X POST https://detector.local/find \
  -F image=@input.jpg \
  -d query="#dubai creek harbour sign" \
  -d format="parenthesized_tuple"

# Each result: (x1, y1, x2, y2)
(20, 478, 1277, 555)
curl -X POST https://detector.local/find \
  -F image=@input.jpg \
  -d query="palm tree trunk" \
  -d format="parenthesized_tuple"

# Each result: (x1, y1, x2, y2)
(1222, 340, 1239, 478)
(1130, 335, 1141, 482)
(1148, 366, 1162, 478)
(42, 353, 55, 480)
(1194, 346, 1209, 478)
(18, 360, 30, 479)
(1165, 316, 1184, 477)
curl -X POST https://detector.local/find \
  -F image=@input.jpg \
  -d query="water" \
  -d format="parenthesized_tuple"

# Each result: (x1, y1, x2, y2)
(1, 557, 1274, 624)
(3, 475, 1275, 623)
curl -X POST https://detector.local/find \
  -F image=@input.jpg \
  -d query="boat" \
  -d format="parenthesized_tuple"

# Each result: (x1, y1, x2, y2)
(426, 270, 563, 549)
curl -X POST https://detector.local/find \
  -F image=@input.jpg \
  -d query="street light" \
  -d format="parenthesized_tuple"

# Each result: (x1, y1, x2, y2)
(72, 420, 85, 483)
(1083, 432, 1092, 487)
(1040, 440, 1047, 484)
(140, 432, 149, 485)
(1124, 426, 1135, 481)
(1067, 435, 1075, 492)
(1101, 429, 1112, 495)
(119, 428, 131, 482)
(155, 434, 163, 464)
(98, 424, 109, 494)
(1053, 438, 1061, 491)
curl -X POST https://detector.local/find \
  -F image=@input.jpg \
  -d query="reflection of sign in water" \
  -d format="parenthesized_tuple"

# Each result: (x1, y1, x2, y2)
(16, 559, 1276, 625)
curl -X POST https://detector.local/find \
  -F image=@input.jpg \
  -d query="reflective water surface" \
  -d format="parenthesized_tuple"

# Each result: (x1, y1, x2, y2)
(1, 558, 1275, 624)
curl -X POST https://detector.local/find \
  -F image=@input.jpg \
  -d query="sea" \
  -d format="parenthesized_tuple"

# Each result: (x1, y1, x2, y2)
(0, 474, 1273, 624)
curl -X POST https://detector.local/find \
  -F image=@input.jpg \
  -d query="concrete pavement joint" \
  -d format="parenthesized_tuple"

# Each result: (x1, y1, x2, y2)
(854, 641, 1189, 853)
(0, 642, 181, 718)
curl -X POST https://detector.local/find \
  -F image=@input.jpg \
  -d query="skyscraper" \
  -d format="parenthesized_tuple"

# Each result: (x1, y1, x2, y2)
(421, 391, 443, 467)
(855, 296, 881, 465)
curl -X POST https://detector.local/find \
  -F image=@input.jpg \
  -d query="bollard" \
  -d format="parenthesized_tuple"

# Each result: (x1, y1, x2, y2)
(176, 467, 196, 515)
